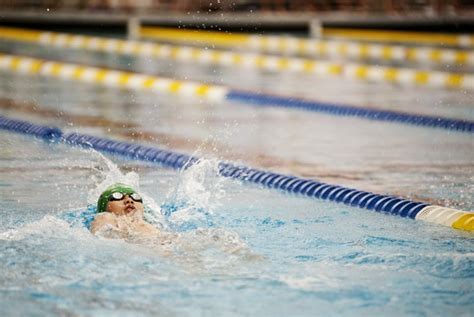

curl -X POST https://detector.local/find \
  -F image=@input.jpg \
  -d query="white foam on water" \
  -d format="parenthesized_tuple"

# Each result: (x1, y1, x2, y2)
(87, 151, 140, 203)
(0, 215, 91, 241)
(165, 158, 226, 226)
(126, 227, 260, 273)
(0, 212, 257, 271)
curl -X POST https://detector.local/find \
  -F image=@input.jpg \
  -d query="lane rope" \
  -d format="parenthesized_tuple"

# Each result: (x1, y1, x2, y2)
(226, 91, 474, 133)
(322, 28, 474, 48)
(139, 26, 474, 64)
(1, 53, 472, 133)
(0, 27, 473, 91)
(1, 115, 472, 232)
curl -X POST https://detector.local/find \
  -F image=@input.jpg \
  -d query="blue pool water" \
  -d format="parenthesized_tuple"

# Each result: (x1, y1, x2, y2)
(0, 35, 473, 316)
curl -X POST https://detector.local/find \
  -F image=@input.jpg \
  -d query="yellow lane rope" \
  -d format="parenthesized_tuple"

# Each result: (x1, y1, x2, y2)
(0, 27, 472, 90)
(140, 26, 474, 66)
(0, 54, 228, 100)
(322, 28, 474, 47)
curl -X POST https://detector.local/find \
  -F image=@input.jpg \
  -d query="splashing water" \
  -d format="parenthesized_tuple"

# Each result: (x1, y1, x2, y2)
(0, 215, 91, 242)
(162, 158, 228, 231)
(86, 151, 141, 205)
(84, 150, 167, 228)
(49, 150, 254, 261)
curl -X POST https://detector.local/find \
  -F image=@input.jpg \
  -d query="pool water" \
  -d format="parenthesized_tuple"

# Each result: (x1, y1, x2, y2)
(0, 33, 473, 316)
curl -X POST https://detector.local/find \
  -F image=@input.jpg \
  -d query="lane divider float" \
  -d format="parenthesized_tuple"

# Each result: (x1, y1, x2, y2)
(0, 54, 228, 101)
(1, 53, 473, 133)
(322, 28, 474, 48)
(139, 26, 474, 65)
(0, 115, 472, 232)
(0, 27, 473, 91)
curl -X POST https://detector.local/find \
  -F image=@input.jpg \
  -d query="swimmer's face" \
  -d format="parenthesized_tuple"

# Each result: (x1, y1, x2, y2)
(106, 192, 144, 216)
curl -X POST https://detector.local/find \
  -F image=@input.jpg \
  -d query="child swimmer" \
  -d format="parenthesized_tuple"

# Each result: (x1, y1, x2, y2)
(91, 183, 160, 238)
(91, 183, 262, 260)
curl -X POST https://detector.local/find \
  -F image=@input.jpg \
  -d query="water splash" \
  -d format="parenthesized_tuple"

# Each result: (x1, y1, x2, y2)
(0, 215, 91, 241)
(86, 151, 140, 205)
(85, 150, 167, 228)
(162, 158, 227, 231)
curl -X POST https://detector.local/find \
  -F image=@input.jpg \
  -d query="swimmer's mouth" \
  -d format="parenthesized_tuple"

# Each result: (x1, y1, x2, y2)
(125, 205, 136, 213)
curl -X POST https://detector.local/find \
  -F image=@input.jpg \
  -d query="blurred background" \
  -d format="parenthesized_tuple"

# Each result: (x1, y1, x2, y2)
(1, 0, 473, 34)
(1, 0, 474, 14)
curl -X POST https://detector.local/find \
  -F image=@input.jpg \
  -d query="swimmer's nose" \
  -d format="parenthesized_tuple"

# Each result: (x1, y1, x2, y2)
(124, 195, 134, 205)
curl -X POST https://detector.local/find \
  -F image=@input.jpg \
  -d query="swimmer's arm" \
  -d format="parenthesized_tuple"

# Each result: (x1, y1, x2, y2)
(90, 212, 118, 234)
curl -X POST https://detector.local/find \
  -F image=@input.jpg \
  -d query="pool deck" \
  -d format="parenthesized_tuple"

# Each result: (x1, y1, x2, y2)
(1, 9, 473, 33)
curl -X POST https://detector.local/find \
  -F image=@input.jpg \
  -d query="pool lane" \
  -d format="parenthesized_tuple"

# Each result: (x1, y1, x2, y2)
(0, 73, 472, 212)
(0, 53, 473, 133)
(1, 114, 473, 232)
(1, 40, 472, 122)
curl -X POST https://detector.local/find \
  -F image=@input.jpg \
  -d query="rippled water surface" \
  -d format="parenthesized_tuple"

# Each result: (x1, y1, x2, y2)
(0, 33, 473, 316)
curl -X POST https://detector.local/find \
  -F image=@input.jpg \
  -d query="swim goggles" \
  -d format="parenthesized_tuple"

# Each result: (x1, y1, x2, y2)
(108, 192, 143, 203)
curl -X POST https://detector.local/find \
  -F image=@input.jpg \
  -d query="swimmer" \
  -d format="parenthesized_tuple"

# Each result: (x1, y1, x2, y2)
(90, 184, 260, 260)
(91, 183, 160, 238)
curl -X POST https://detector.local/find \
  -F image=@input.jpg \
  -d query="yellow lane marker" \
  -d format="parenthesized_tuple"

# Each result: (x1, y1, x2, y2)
(322, 28, 474, 47)
(0, 27, 473, 90)
(138, 26, 474, 65)
(0, 54, 229, 101)
(452, 214, 474, 231)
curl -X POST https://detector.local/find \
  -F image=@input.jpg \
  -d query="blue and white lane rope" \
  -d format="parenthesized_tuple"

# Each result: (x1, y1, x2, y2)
(0, 116, 62, 140)
(1, 115, 472, 231)
(227, 91, 474, 132)
(0, 54, 473, 134)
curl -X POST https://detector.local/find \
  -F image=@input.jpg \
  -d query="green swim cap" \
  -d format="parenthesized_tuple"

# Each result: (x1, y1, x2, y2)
(96, 183, 137, 213)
